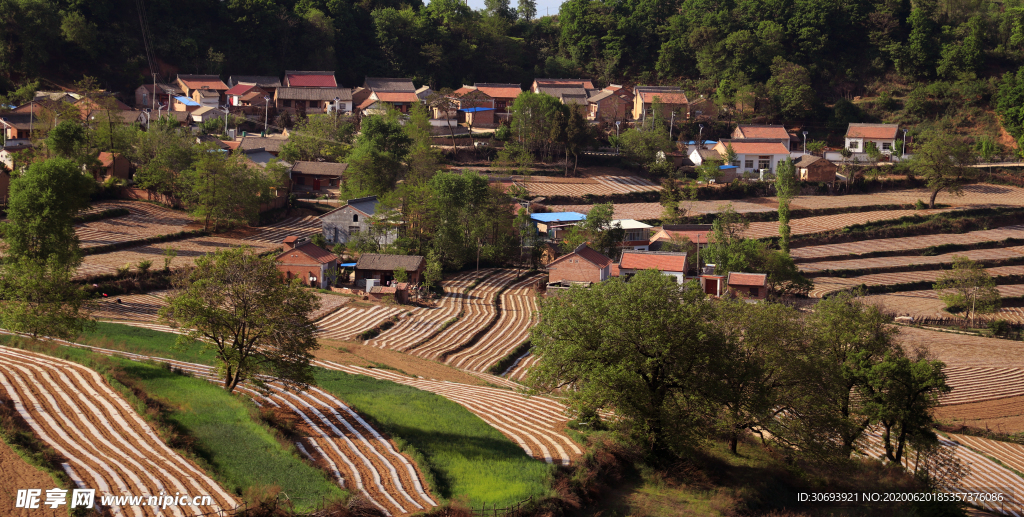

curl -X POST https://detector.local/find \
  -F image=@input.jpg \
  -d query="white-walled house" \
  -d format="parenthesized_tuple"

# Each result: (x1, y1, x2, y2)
(612, 219, 653, 251)
(712, 139, 791, 177)
(845, 123, 898, 155)
(617, 250, 689, 283)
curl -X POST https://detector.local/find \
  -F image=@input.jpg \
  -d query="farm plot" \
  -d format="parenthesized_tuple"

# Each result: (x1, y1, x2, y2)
(0, 439, 55, 517)
(941, 366, 1024, 406)
(446, 275, 540, 373)
(798, 245, 1024, 273)
(743, 208, 952, 240)
(934, 396, 1024, 434)
(77, 236, 278, 279)
(519, 174, 657, 197)
(949, 433, 1024, 481)
(546, 200, 774, 220)
(897, 326, 1024, 370)
(809, 264, 1024, 298)
(0, 346, 238, 517)
(317, 306, 407, 341)
(858, 429, 1024, 516)
(408, 270, 521, 361)
(92, 292, 170, 322)
(366, 270, 493, 351)
(862, 286, 1024, 323)
(50, 340, 435, 516)
(791, 225, 1024, 261)
(242, 216, 322, 244)
(503, 352, 539, 382)
(317, 361, 582, 465)
(76, 203, 195, 249)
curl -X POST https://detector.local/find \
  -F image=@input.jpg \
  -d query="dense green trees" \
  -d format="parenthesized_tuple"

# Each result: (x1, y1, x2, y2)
(528, 272, 950, 464)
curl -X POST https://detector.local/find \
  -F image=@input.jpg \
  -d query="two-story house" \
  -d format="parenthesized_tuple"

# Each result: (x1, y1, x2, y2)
(360, 78, 419, 114)
(632, 86, 688, 122)
(732, 125, 791, 151)
(176, 75, 229, 105)
(321, 195, 398, 246)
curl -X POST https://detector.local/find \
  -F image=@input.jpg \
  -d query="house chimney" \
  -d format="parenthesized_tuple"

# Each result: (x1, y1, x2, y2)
(283, 236, 299, 250)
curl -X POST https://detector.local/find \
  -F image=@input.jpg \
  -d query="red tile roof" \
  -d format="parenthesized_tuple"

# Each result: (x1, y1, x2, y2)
(736, 125, 789, 140)
(97, 152, 116, 167)
(651, 229, 712, 244)
(178, 76, 229, 91)
(375, 92, 419, 103)
(643, 92, 688, 104)
(289, 243, 338, 264)
(727, 272, 767, 287)
(619, 251, 688, 272)
(286, 72, 338, 88)
(222, 140, 240, 151)
(476, 86, 522, 99)
(454, 86, 476, 95)
(548, 245, 612, 269)
(846, 123, 899, 139)
(225, 83, 256, 96)
(718, 141, 789, 154)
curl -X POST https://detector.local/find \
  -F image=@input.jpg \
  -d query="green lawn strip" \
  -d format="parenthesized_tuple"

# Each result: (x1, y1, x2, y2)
(312, 369, 553, 507)
(75, 322, 554, 508)
(0, 338, 343, 511)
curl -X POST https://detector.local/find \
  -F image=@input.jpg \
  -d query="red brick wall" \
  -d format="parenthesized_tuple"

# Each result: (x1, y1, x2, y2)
(548, 259, 604, 284)
(277, 264, 323, 287)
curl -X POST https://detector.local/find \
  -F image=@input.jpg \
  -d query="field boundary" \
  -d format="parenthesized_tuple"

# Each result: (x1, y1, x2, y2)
(804, 255, 1024, 279)
(82, 229, 210, 256)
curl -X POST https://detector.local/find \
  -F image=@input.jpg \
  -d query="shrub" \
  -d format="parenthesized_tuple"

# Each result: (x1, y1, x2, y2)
(136, 260, 153, 274)
(915, 199, 927, 210)
(116, 263, 131, 277)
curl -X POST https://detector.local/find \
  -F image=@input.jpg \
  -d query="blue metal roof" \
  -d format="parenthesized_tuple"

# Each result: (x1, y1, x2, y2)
(174, 96, 199, 107)
(719, 165, 738, 169)
(339, 262, 357, 267)
(686, 140, 718, 145)
(531, 212, 587, 223)
(458, 107, 496, 113)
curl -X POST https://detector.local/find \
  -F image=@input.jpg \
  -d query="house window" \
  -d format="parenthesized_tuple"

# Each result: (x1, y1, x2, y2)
(750, 287, 759, 297)
(349, 225, 360, 234)
(731, 160, 740, 167)
(882, 142, 891, 150)
(848, 140, 859, 150)
(310, 101, 318, 108)
(353, 214, 359, 222)
(283, 100, 292, 108)
(744, 159, 754, 169)
(758, 156, 771, 170)
(333, 228, 339, 241)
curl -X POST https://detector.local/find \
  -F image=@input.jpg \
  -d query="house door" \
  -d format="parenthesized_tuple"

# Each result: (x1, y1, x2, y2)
(313, 178, 321, 190)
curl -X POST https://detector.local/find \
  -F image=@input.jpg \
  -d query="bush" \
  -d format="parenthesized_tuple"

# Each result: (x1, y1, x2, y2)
(915, 199, 927, 210)
(116, 263, 131, 277)
(494, 124, 511, 141)
(136, 260, 153, 274)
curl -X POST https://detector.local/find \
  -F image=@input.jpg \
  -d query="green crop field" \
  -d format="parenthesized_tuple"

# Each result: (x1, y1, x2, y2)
(0, 338, 345, 511)
(74, 322, 553, 507)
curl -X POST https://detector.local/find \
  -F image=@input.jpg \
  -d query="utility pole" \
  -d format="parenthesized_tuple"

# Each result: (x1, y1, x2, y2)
(802, 131, 807, 155)
(669, 111, 675, 141)
(223, 105, 229, 136)
(902, 128, 908, 159)
(152, 73, 157, 114)
(263, 96, 271, 135)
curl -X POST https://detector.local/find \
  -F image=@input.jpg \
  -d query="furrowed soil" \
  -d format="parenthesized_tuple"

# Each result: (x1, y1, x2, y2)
(316, 339, 493, 386)
(0, 440, 56, 517)
(935, 396, 1024, 434)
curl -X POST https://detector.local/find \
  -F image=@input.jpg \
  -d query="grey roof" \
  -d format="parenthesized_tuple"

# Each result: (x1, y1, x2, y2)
(230, 76, 283, 88)
(794, 155, 825, 167)
(347, 196, 378, 216)
(196, 89, 219, 98)
(276, 87, 352, 101)
(291, 161, 349, 177)
(364, 77, 416, 92)
(587, 90, 614, 103)
(559, 93, 588, 105)
(244, 150, 281, 167)
(537, 86, 588, 99)
(239, 136, 288, 152)
(695, 149, 723, 159)
(0, 114, 37, 130)
(475, 83, 522, 88)
(356, 254, 426, 272)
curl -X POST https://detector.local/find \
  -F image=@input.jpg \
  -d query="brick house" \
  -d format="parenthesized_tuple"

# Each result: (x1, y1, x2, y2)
(322, 195, 398, 246)
(546, 244, 612, 285)
(135, 83, 184, 109)
(276, 236, 339, 289)
(175, 75, 229, 105)
(354, 254, 426, 286)
(617, 250, 689, 284)
(632, 86, 688, 121)
(474, 83, 523, 120)
(587, 89, 632, 123)
(794, 155, 838, 182)
(727, 272, 768, 300)
(275, 87, 352, 114)
(229, 76, 283, 98)
(362, 78, 419, 114)
(291, 161, 347, 192)
(0, 114, 39, 140)
(92, 152, 131, 181)
(285, 71, 338, 88)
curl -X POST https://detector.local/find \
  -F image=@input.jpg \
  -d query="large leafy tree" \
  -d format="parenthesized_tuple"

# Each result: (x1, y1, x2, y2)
(182, 148, 281, 231)
(528, 269, 723, 456)
(345, 109, 411, 196)
(933, 255, 1001, 325)
(161, 247, 321, 393)
(278, 114, 355, 163)
(910, 132, 977, 208)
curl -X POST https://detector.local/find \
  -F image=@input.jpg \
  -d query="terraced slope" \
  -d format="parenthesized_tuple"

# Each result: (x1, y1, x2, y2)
(76, 203, 194, 249)
(0, 346, 238, 517)
(790, 225, 1024, 261)
(799, 246, 1024, 273)
(318, 361, 582, 466)
(242, 216, 322, 243)
(57, 341, 436, 517)
(810, 265, 1024, 298)
(446, 275, 540, 373)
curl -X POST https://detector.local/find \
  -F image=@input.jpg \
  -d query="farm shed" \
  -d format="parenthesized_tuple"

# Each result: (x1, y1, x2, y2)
(355, 254, 426, 286)
(794, 155, 838, 182)
(546, 244, 612, 285)
(617, 250, 689, 283)
(727, 272, 768, 300)
(275, 236, 339, 289)
(531, 212, 586, 238)
(367, 282, 410, 303)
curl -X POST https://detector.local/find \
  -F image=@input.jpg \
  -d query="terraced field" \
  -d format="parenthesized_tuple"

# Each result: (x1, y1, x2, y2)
(93, 291, 351, 324)
(520, 175, 657, 197)
(242, 216, 322, 243)
(858, 429, 1024, 515)
(317, 361, 582, 466)
(744, 208, 952, 239)
(809, 265, 1024, 298)
(316, 306, 408, 341)
(0, 346, 239, 517)
(547, 200, 774, 220)
(503, 352, 539, 382)
(799, 246, 1024, 273)
(446, 275, 540, 373)
(862, 287, 1024, 322)
(53, 340, 436, 516)
(77, 236, 278, 279)
(942, 367, 1024, 406)
(76, 203, 195, 249)
(791, 225, 1024, 261)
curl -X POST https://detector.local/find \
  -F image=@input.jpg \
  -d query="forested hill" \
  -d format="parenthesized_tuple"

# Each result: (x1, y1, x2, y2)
(2, 0, 1023, 114)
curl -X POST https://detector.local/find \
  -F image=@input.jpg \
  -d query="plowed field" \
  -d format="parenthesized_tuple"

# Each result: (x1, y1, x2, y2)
(863, 287, 1024, 323)
(744, 209, 951, 240)
(521, 175, 657, 197)
(77, 237, 277, 279)
(0, 346, 238, 517)
(446, 276, 540, 373)
(791, 225, 1024, 261)
(799, 246, 1024, 273)
(0, 440, 58, 517)
(77, 203, 195, 249)
(934, 396, 1024, 434)
(810, 265, 1024, 298)
(242, 216, 322, 244)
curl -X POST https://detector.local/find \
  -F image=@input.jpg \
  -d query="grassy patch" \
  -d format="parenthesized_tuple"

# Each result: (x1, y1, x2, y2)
(313, 369, 553, 507)
(1, 338, 344, 511)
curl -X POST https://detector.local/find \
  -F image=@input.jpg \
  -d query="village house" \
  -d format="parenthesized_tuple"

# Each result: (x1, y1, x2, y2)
(291, 161, 347, 192)
(732, 125, 792, 151)
(688, 148, 724, 167)
(587, 85, 633, 123)
(0, 143, 32, 173)
(171, 96, 200, 113)
(239, 135, 288, 156)
(845, 123, 899, 155)
(88, 110, 147, 127)
(275, 87, 352, 114)
(322, 195, 398, 245)
(91, 152, 131, 182)
(794, 155, 838, 182)
(134, 83, 183, 110)
(530, 212, 587, 240)
(354, 254, 426, 287)
(727, 272, 768, 300)
(614, 219, 653, 251)
(360, 78, 419, 114)
(285, 71, 338, 88)
(546, 244, 613, 285)
(455, 88, 496, 127)
(473, 83, 523, 120)
(275, 236, 339, 289)
(713, 139, 791, 179)
(649, 224, 712, 259)
(175, 75, 229, 105)
(190, 106, 224, 124)
(532, 78, 596, 106)
(617, 250, 689, 283)
(225, 83, 261, 106)
(367, 282, 411, 304)
(229, 76, 283, 98)
(191, 88, 220, 108)
(0, 114, 39, 140)
(632, 86, 688, 122)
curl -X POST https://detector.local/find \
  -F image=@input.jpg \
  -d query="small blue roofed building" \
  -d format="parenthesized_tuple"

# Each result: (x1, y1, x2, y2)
(718, 164, 741, 183)
(531, 212, 587, 240)
(172, 96, 200, 114)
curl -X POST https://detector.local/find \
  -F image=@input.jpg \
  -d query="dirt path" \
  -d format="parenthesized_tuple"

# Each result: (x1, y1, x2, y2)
(0, 440, 56, 517)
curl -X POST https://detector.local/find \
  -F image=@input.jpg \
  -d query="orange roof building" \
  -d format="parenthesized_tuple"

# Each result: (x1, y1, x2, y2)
(617, 250, 689, 284)
(845, 123, 900, 155)
(275, 236, 339, 289)
(732, 125, 792, 151)
(632, 86, 688, 121)
(727, 272, 768, 300)
(712, 139, 792, 179)
(546, 244, 613, 285)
